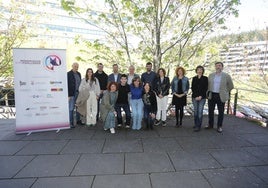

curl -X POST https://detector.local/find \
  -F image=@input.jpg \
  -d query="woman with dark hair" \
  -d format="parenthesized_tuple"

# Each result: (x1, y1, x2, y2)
(191, 66, 208, 132)
(153, 68, 170, 126)
(171, 66, 189, 127)
(142, 82, 157, 130)
(78, 68, 100, 126)
(130, 77, 144, 130)
(100, 82, 118, 134)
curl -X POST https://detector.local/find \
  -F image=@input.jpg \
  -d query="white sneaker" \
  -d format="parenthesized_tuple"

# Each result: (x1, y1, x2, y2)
(125, 125, 130, 129)
(117, 124, 122, 127)
(104, 128, 108, 131)
(110, 128, 115, 134)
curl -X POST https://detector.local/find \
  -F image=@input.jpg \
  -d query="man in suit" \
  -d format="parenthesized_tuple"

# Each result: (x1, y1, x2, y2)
(108, 64, 121, 83)
(206, 62, 234, 133)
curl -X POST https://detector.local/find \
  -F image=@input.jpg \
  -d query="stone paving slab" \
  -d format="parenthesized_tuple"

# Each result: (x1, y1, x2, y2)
(209, 149, 264, 167)
(0, 141, 30, 155)
(60, 139, 105, 154)
(15, 154, 79, 178)
(150, 171, 211, 188)
(92, 174, 151, 188)
(242, 146, 268, 163)
(142, 137, 183, 153)
(0, 178, 35, 188)
(0, 156, 34, 178)
(31, 176, 94, 188)
(248, 165, 268, 184)
(0, 130, 25, 141)
(125, 152, 175, 174)
(71, 153, 124, 176)
(168, 150, 221, 171)
(16, 140, 68, 155)
(102, 138, 143, 153)
(238, 133, 268, 146)
(201, 167, 267, 188)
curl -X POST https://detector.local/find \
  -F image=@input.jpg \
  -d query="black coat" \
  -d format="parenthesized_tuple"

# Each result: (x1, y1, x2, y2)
(67, 70, 81, 97)
(153, 76, 170, 96)
(191, 75, 208, 99)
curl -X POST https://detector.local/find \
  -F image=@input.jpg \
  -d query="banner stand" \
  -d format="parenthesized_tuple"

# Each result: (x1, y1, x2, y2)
(13, 48, 70, 134)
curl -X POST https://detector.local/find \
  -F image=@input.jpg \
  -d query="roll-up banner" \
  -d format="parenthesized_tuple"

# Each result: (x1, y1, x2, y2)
(13, 48, 69, 134)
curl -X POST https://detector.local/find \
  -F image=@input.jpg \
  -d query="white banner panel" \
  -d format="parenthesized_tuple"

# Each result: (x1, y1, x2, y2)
(13, 48, 69, 134)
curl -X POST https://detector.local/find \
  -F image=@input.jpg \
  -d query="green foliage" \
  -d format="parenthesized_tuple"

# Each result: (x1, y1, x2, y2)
(0, 1, 30, 79)
(61, 0, 241, 73)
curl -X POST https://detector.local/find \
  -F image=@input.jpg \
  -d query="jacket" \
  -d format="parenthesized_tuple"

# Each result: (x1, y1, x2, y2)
(207, 72, 234, 102)
(94, 71, 108, 90)
(67, 70, 81, 97)
(171, 76, 189, 95)
(76, 88, 90, 117)
(191, 75, 208, 99)
(108, 73, 122, 83)
(100, 91, 118, 121)
(153, 76, 170, 96)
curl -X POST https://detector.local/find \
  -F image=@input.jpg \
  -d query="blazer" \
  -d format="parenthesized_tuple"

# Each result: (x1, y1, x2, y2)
(207, 72, 234, 102)
(108, 73, 122, 83)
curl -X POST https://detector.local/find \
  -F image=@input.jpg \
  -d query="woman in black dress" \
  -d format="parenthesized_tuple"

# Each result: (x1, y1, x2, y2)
(171, 67, 189, 126)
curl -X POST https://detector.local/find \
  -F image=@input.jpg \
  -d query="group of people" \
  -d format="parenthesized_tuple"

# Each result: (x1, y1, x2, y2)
(67, 61, 234, 134)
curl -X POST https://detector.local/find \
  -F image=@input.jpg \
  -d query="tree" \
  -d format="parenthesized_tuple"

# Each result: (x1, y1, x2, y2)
(61, 0, 240, 71)
(0, 1, 32, 79)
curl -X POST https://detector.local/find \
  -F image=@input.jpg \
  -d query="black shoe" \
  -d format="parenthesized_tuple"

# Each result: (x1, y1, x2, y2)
(70, 125, 75, 128)
(205, 125, 213, 129)
(193, 127, 200, 132)
(77, 120, 85, 125)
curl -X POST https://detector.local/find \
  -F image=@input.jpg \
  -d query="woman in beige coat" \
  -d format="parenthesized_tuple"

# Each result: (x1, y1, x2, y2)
(78, 68, 100, 126)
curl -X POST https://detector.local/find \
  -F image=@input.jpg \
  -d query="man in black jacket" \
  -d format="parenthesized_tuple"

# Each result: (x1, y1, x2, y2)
(94, 63, 108, 121)
(67, 62, 81, 128)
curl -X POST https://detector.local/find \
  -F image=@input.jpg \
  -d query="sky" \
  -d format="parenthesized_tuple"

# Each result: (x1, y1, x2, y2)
(224, 0, 268, 34)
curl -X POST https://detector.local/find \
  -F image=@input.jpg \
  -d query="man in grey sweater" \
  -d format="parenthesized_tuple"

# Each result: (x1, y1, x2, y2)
(206, 62, 234, 133)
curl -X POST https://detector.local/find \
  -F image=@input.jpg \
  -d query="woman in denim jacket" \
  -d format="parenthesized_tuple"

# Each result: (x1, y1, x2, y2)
(171, 66, 189, 126)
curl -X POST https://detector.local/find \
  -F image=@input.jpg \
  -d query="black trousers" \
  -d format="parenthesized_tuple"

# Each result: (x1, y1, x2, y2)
(208, 93, 225, 128)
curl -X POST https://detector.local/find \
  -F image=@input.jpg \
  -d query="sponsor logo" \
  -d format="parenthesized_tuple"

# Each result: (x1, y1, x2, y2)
(50, 81, 62, 84)
(25, 107, 37, 111)
(46, 94, 53, 98)
(49, 106, 59, 109)
(40, 106, 47, 111)
(31, 95, 42, 98)
(35, 113, 48, 116)
(44, 55, 62, 71)
(31, 81, 46, 85)
(19, 81, 26, 86)
(51, 88, 63, 92)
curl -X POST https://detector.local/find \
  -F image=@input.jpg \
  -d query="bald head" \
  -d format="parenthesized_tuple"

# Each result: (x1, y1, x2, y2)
(72, 62, 79, 72)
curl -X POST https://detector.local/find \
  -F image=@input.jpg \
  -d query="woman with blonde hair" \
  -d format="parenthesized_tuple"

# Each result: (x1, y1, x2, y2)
(171, 66, 189, 127)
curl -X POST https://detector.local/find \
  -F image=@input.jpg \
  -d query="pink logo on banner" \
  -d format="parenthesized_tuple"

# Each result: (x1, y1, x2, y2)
(44, 55, 62, 71)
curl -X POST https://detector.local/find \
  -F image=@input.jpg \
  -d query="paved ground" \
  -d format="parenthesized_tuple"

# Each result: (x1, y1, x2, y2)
(0, 115, 267, 188)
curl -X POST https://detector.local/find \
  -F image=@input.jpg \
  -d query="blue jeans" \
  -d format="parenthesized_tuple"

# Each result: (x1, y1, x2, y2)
(69, 92, 80, 125)
(130, 99, 143, 130)
(192, 98, 206, 128)
(115, 103, 131, 125)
